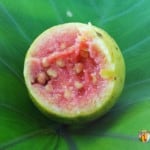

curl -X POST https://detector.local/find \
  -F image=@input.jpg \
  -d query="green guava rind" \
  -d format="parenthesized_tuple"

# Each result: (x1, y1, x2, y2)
(24, 23, 125, 124)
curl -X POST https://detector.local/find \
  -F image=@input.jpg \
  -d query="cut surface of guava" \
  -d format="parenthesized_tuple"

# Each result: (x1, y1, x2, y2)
(24, 23, 125, 123)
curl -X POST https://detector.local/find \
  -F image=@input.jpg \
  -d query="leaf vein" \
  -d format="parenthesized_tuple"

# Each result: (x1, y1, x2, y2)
(0, 128, 55, 150)
(0, 2, 31, 43)
(102, 0, 144, 24)
(0, 103, 36, 122)
(48, 0, 64, 23)
(125, 78, 150, 88)
(123, 36, 150, 54)
(88, 133, 138, 141)
(0, 57, 24, 83)
(60, 126, 78, 150)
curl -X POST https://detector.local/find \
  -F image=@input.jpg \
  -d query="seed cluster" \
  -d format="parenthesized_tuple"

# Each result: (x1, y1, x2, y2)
(32, 41, 102, 100)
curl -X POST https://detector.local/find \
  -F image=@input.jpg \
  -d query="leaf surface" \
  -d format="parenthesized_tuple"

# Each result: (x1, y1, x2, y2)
(0, 0, 150, 149)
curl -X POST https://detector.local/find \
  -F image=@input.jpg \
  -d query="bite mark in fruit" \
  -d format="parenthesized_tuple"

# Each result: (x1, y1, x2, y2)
(24, 23, 125, 123)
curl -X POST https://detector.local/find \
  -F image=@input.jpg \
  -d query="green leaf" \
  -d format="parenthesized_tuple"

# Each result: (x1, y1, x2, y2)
(0, 0, 150, 149)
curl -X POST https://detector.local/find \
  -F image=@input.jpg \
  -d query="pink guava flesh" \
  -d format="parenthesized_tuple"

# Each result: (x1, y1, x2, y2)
(27, 26, 109, 113)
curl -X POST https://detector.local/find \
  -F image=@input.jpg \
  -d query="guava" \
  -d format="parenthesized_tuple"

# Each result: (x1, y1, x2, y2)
(23, 22, 125, 124)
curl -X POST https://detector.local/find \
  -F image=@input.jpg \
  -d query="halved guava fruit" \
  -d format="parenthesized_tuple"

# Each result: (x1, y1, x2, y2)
(24, 22, 125, 124)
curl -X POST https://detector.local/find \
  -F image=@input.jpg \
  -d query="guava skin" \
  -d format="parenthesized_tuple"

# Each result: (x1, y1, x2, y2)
(24, 23, 125, 124)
